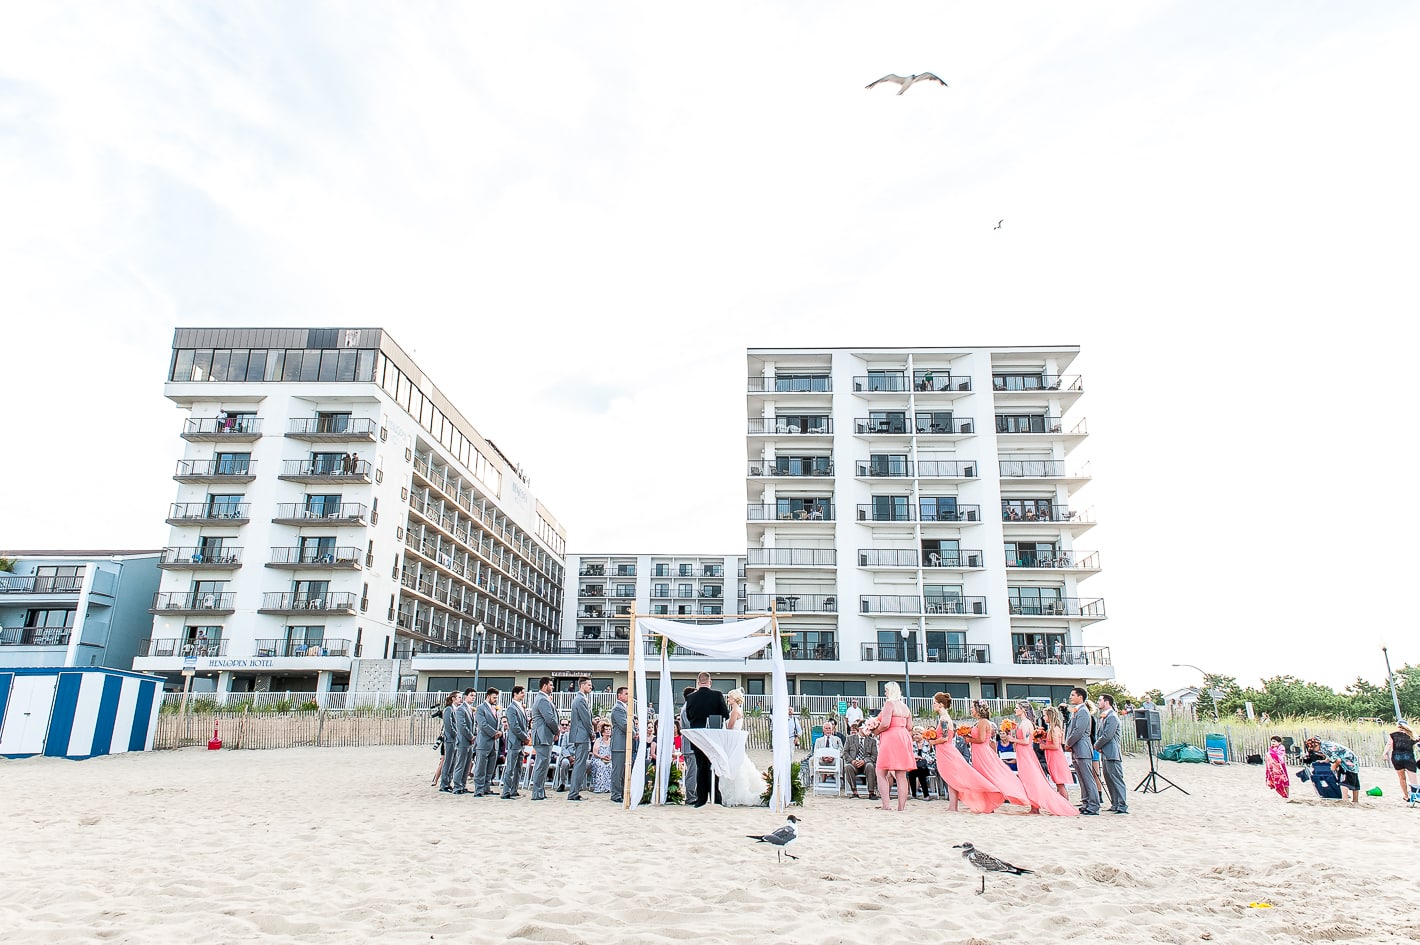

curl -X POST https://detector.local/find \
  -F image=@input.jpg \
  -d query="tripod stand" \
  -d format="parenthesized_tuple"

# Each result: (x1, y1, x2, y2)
(1134, 739, 1188, 795)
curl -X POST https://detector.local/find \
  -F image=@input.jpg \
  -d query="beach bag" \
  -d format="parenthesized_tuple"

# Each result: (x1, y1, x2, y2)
(1176, 746, 1208, 763)
(1158, 743, 1187, 761)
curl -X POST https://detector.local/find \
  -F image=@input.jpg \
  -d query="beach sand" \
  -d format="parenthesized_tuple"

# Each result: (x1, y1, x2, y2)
(2, 746, 1416, 944)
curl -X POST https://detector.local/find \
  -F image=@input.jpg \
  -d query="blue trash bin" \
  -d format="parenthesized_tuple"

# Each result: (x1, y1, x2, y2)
(1204, 733, 1229, 762)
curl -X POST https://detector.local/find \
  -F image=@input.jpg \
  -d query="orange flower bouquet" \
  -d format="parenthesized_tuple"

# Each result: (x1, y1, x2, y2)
(1000, 719, 1016, 732)
(922, 728, 939, 741)
(956, 724, 972, 737)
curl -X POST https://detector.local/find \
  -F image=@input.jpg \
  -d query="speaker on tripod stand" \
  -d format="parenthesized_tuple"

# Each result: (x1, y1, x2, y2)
(1134, 709, 1188, 795)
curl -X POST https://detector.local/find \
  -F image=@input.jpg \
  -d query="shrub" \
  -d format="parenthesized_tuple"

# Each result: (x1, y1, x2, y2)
(760, 761, 805, 807)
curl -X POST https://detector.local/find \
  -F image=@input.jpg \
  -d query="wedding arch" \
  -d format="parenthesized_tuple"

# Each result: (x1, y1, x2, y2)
(623, 609, 792, 812)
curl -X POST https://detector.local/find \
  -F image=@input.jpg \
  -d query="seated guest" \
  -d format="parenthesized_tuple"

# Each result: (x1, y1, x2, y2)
(843, 720, 879, 799)
(908, 727, 935, 799)
(813, 720, 844, 785)
(588, 721, 614, 794)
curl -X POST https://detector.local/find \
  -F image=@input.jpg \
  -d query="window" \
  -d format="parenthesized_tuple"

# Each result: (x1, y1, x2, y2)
(615, 584, 635, 598)
(1005, 541, 1058, 566)
(865, 370, 905, 392)
(1007, 586, 1063, 615)
(678, 583, 694, 598)
(1001, 498, 1054, 521)
(870, 494, 910, 522)
(993, 372, 1044, 391)
(32, 566, 83, 592)
(996, 414, 1047, 434)
(919, 496, 958, 522)
(868, 454, 908, 476)
(679, 564, 693, 576)
(921, 539, 961, 567)
(654, 564, 670, 577)
(699, 604, 722, 615)
(215, 452, 251, 475)
(799, 679, 867, 697)
(653, 583, 670, 598)
(617, 564, 636, 576)
(702, 564, 723, 577)
(876, 629, 916, 660)
(305, 494, 342, 516)
(206, 494, 244, 517)
(774, 374, 830, 392)
(317, 412, 352, 433)
(867, 410, 907, 434)
(299, 536, 337, 563)
(1005, 683, 1075, 705)
(915, 411, 956, 434)
(25, 608, 76, 628)
(925, 630, 967, 661)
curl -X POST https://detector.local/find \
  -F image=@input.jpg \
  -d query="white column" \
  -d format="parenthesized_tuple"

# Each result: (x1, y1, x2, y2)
(63, 564, 100, 668)
(316, 671, 334, 694)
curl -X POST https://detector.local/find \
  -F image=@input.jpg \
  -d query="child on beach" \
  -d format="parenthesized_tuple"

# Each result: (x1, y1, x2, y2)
(1264, 735, 1289, 799)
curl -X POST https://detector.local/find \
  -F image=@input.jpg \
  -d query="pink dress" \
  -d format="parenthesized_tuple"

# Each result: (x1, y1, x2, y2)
(967, 720, 1029, 807)
(874, 705, 915, 771)
(933, 712, 1006, 814)
(1042, 732, 1070, 786)
(1013, 729, 1079, 816)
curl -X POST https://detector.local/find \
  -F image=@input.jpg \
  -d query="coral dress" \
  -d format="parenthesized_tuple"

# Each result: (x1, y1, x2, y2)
(933, 712, 1006, 814)
(1042, 733, 1071, 786)
(968, 720, 1029, 807)
(1264, 744, 1290, 799)
(874, 704, 915, 771)
(1013, 729, 1079, 816)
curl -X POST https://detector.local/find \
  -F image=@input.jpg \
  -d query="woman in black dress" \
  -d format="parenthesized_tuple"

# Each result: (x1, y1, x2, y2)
(1383, 721, 1418, 802)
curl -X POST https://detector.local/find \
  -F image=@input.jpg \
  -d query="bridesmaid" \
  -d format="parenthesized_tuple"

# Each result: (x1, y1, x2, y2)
(1010, 702, 1078, 816)
(1040, 706, 1072, 799)
(966, 701, 1029, 807)
(929, 693, 1005, 814)
(874, 681, 916, 811)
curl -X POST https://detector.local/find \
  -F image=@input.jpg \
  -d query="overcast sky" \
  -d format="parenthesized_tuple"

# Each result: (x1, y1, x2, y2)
(3, 2, 1417, 692)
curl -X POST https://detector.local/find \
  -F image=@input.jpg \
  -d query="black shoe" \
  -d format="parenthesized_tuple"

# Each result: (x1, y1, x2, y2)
(531, 796, 545, 801)
(500, 795, 515, 800)
(611, 797, 623, 803)
(568, 796, 584, 802)
(693, 800, 707, 808)
(452, 789, 467, 795)
(556, 787, 568, 792)
(439, 787, 453, 793)
(1080, 809, 1098, 815)
(1110, 809, 1129, 814)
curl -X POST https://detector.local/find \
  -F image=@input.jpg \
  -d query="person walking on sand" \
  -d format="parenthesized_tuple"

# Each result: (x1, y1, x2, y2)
(1382, 721, 1418, 803)
(1264, 735, 1289, 799)
(874, 682, 916, 811)
(1065, 687, 1100, 814)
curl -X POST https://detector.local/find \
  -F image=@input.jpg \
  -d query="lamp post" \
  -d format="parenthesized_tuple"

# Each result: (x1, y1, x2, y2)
(1382, 644, 1403, 724)
(900, 625, 912, 702)
(1172, 662, 1219, 721)
(473, 622, 486, 694)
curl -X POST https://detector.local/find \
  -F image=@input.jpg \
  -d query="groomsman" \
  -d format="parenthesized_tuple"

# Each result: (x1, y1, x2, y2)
(610, 686, 635, 803)
(567, 676, 594, 801)
(500, 686, 530, 799)
(438, 690, 464, 793)
(472, 688, 502, 796)
(530, 677, 559, 801)
(451, 688, 476, 795)
(1095, 694, 1128, 814)
(1065, 686, 1099, 814)
(679, 687, 698, 805)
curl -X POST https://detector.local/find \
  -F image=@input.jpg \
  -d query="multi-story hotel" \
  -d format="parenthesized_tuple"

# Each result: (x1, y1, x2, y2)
(134, 328, 568, 695)
(742, 346, 1111, 705)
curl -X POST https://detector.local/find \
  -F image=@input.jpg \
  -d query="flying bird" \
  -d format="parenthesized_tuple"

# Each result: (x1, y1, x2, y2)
(995, 220, 1003, 230)
(746, 814, 801, 863)
(954, 842, 1033, 894)
(865, 73, 948, 95)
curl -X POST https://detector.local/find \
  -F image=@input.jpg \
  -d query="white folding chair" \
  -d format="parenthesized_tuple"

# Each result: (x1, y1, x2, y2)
(812, 747, 842, 795)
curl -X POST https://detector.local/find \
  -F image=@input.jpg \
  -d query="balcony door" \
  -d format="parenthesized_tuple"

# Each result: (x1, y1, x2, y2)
(300, 536, 337, 563)
(872, 494, 910, 522)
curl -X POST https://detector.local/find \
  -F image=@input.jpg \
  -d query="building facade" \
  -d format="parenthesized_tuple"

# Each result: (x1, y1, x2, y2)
(0, 551, 161, 670)
(134, 327, 567, 694)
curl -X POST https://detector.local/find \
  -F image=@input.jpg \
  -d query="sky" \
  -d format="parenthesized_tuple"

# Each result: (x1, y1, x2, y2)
(2, 2, 1417, 693)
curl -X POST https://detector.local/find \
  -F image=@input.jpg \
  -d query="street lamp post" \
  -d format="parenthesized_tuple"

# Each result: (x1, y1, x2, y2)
(1172, 662, 1219, 721)
(1382, 644, 1403, 724)
(473, 622, 487, 694)
(900, 625, 912, 702)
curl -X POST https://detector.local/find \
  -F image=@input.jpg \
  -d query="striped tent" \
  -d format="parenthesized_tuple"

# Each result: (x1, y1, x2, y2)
(0, 667, 163, 759)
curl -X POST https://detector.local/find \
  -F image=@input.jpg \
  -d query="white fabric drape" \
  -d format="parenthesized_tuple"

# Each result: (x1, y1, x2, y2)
(626, 615, 790, 811)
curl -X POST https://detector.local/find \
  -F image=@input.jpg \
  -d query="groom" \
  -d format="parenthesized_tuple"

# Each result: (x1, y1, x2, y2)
(683, 672, 730, 808)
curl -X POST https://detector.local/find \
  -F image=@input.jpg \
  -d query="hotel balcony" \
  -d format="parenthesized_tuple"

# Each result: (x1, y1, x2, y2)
(151, 592, 236, 615)
(181, 417, 262, 442)
(748, 503, 834, 522)
(995, 416, 1088, 448)
(266, 547, 364, 570)
(999, 502, 1092, 528)
(279, 459, 372, 484)
(912, 374, 973, 396)
(157, 547, 244, 570)
(916, 460, 978, 481)
(167, 502, 250, 526)
(861, 642, 992, 664)
(924, 549, 985, 569)
(747, 461, 834, 478)
(853, 417, 911, 436)
(992, 374, 1083, 395)
(742, 593, 837, 613)
(914, 417, 975, 437)
(258, 592, 359, 616)
(997, 459, 1090, 486)
(0, 626, 72, 647)
(285, 417, 378, 442)
(174, 459, 255, 484)
(856, 504, 916, 524)
(745, 548, 837, 570)
(747, 418, 833, 436)
(857, 549, 917, 569)
(747, 376, 833, 394)
(0, 575, 84, 595)
(851, 375, 912, 393)
(921, 504, 983, 524)
(253, 638, 353, 658)
(1005, 550, 1100, 573)
(1012, 645, 1111, 667)
(1007, 597, 1107, 621)
(859, 595, 987, 616)
(139, 638, 229, 657)
(271, 503, 370, 526)
(776, 643, 840, 661)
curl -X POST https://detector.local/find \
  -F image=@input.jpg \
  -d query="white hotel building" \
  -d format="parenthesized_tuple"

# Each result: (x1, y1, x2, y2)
(135, 328, 568, 695)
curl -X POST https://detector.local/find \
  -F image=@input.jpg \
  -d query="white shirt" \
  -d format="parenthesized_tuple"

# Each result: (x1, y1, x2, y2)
(844, 705, 864, 727)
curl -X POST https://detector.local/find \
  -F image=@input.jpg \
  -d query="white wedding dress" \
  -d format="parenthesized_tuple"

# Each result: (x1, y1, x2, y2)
(720, 715, 768, 806)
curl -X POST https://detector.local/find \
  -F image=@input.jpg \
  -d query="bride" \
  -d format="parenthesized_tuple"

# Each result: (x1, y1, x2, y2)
(721, 688, 768, 806)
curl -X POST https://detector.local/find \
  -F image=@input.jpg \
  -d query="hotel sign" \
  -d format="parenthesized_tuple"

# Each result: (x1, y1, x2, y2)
(204, 658, 276, 669)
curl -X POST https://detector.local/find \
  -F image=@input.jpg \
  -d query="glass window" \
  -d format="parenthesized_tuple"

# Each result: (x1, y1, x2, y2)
(336, 349, 357, 381)
(301, 350, 322, 381)
(245, 350, 266, 381)
(282, 350, 304, 381)
(171, 348, 194, 382)
(209, 350, 231, 381)
(356, 349, 376, 382)
(191, 349, 213, 381)
(215, 452, 251, 474)
(264, 350, 284, 381)
(318, 350, 339, 381)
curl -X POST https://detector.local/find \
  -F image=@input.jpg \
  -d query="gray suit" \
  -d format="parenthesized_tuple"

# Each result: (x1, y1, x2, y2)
(567, 691, 593, 800)
(1094, 709, 1127, 812)
(530, 691, 558, 800)
(1064, 704, 1099, 813)
(610, 700, 634, 803)
(680, 705, 698, 804)
(438, 701, 459, 791)
(451, 702, 475, 793)
(500, 699, 530, 798)
(473, 700, 501, 795)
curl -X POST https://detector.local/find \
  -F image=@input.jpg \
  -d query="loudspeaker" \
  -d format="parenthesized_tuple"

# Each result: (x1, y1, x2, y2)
(1134, 709, 1161, 741)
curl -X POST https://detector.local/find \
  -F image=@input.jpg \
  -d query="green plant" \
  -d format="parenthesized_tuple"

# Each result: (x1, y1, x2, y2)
(760, 761, 805, 807)
(641, 760, 685, 805)
(189, 696, 219, 713)
(297, 699, 320, 712)
(0, 557, 16, 573)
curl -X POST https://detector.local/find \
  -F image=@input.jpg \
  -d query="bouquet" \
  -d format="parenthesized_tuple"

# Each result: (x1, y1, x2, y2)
(1000, 719, 1016, 732)
(956, 725, 972, 737)
(922, 728, 939, 741)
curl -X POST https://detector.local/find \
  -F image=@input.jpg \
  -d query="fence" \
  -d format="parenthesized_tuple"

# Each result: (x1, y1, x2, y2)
(1123, 717, 1394, 768)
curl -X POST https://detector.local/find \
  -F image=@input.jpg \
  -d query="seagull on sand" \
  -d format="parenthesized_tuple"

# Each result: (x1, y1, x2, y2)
(954, 842, 1033, 894)
(865, 72, 948, 95)
(746, 815, 801, 862)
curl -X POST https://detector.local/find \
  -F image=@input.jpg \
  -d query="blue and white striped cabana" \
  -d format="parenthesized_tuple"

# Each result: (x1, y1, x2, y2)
(0, 667, 163, 759)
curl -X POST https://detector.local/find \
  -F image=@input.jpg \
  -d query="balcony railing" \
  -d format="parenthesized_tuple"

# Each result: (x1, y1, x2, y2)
(748, 376, 833, 393)
(279, 459, 372, 481)
(159, 547, 243, 568)
(745, 548, 837, 567)
(0, 626, 72, 646)
(854, 418, 910, 435)
(858, 549, 917, 567)
(921, 504, 982, 523)
(151, 592, 236, 614)
(1013, 645, 1111, 666)
(924, 550, 984, 569)
(252, 638, 353, 658)
(0, 575, 84, 594)
(855, 460, 978, 478)
(1006, 551, 1100, 570)
(743, 594, 837, 613)
(926, 644, 992, 664)
(856, 504, 916, 523)
(182, 417, 262, 438)
(915, 418, 975, 435)
(995, 416, 1087, 436)
(1000, 502, 1090, 524)
(286, 417, 378, 439)
(1007, 597, 1107, 618)
(998, 460, 1088, 479)
(272, 503, 370, 524)
(168, 502, 250, 524)
(861, 642, 919, 661)
(859, 596, 987, 615)
(992, 374, 1082, 393)
(914, 375, 972, 393)
(174, 459, 255, 480)
(747, 462, 834, 477)
(778, 644, 839, 660)
(578, 567, 606, 576)
(139, 638, 229, 657)
(852, 375, 910, 393)
(748, 504, 834, 522)
(747, 418, 833, 435)
(267, 547, 363, 567)
(258, 593, 359, 614)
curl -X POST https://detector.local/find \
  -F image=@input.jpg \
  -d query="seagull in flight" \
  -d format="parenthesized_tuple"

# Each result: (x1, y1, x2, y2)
(746, 815, 801, 863)
(995, 220, 1003, 230)
(865, 73, 948, 95)
(954, 842, 1033, 894)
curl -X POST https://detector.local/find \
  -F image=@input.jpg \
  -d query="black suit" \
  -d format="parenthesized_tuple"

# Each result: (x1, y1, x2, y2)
(683, 685, 730, 807)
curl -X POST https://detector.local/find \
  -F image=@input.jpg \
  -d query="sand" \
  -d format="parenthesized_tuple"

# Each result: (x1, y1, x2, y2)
(2, 747, 1417, 945)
